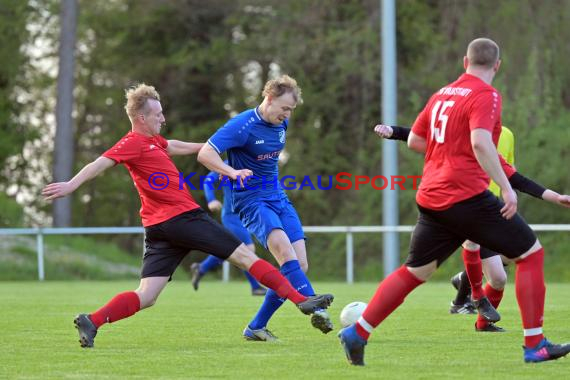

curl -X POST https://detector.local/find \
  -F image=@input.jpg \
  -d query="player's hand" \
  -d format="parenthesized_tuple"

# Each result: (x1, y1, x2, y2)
(373, 124, 393, 138)
(229, 169, 253, 188)
(500, 187, 518, 219)
(42, 182, 75, 201)
(555, 194, 570, 208)
(208, 200, 222, 212)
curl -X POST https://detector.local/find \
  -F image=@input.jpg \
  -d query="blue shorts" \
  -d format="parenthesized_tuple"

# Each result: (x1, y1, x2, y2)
(221, 211, 253, 245)
(234, 191, 305, 248)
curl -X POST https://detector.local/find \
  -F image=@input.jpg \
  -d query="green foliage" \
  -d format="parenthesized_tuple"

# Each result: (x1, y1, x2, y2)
(0, 192, 25, 227)
(2, 0, 570, 279)
(0, 0, 32, 176)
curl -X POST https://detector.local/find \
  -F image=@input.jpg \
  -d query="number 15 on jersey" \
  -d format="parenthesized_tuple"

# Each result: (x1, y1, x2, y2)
(430, 100, 455, 143)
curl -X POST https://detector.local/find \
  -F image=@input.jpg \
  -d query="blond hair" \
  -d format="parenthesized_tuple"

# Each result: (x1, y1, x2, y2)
(467, 38, 500, 69)
(262, 75, 303, 104)
(124, 83, 161, 119)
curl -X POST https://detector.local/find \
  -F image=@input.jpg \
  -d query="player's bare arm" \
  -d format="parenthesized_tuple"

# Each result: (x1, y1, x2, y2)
(471, 129, 517, 219)
(198, 144, 252, 187)
(407, 131, 427, 154)
(542, 190, 570, 208)
(166, 140, 204, 156)
(42, 156, 115, 200)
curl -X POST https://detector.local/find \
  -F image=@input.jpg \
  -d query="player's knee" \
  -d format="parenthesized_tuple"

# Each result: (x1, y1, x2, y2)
(488, 273, 507, 290)
(136, 290, 158, 309)
(407, 261, 437, 281)
(143, 298, 157, 309)
(462, 240, 480, 251)
(227, 243, 257, 270)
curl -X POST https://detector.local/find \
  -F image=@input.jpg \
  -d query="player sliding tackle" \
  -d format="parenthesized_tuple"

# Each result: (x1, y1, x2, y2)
(42, 84, 333, 348)
(338, 38, 570, 365)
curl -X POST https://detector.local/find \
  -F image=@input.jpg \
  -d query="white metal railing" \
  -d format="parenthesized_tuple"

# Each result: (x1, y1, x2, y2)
(1, 225, 569, 282)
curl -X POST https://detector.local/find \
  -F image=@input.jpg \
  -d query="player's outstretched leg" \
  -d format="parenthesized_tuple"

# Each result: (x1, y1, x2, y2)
(74, 290, 142, 348)
(339, 265, 424, 366)
(244, 259, 333, 338)
(245, 259, 333, 314)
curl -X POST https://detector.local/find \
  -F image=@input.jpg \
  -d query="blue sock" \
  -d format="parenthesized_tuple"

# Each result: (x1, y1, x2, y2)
(248, 289, 285, 330)
(199, 255, 223, 275)
(243, 270, 262, 290)
(280, 260, 315, 296)
(248, 259, 315, 330)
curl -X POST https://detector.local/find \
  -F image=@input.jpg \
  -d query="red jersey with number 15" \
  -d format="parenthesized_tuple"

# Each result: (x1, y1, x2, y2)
(411, 73, 515, 210)
(103, 131, 200, 227)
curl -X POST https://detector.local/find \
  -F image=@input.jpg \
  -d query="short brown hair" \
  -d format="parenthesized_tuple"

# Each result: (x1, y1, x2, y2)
(467, 38, 500, 69)
(262, 75, 303, 104)
(124, 83, 160, 119)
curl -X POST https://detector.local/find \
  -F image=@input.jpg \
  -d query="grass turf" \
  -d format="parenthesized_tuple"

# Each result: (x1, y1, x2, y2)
(0, 281, 568, 379)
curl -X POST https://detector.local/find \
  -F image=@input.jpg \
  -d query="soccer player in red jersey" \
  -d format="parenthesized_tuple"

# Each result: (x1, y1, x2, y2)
(338, 38, 570, 365)
(42, 84, 333, 348)
(374, 123, 570, 332)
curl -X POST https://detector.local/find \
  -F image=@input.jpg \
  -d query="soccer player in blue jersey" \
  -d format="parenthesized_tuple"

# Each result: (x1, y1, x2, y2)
(198, 75, 333, 341)
(190, 163, 267, 296)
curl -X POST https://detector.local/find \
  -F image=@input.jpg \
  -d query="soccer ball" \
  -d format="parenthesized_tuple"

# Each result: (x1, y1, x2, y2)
(339, 301, 367, 328)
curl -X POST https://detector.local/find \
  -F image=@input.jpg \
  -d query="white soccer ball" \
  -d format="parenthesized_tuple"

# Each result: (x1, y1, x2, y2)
(339, 301, 367, 328)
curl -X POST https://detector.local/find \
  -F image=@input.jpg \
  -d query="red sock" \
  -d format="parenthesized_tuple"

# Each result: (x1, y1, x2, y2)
(462, 248, 484, 300)
(355, 266, 424, 340)
(476, 283, 504, 329)
(89, 291, 141, 328)
(249, 259, 307, 304)
(515, 248, 545, 348)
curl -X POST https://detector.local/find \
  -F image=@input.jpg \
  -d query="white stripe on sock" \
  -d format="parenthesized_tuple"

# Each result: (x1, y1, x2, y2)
(357, 316, 373, 333)
(524, 327, 543, 336)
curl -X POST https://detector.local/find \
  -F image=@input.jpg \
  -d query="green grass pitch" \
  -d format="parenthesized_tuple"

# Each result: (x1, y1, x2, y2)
(0, 281, 568, 379)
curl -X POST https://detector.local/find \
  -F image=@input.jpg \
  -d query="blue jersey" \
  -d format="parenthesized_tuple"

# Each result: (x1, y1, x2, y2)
(203, 163, 233, 215)
(207, 107, 287, 193)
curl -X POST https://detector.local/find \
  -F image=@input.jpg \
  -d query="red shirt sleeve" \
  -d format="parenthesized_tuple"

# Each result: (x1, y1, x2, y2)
(155, 135, 169, 149)
(469, 90, 501, 132)
(499, 154, 516, 178)
(411, 103, 430, 138)
(103, 135, 142, 164)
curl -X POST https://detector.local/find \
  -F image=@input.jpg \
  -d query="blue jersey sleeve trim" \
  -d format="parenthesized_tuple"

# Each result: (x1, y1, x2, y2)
(207, 139, 222, 154)
(253, 107, 262, 121)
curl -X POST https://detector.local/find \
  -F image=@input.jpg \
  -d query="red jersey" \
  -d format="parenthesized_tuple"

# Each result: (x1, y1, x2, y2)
(411, 73, 515, 210)
(103, 131, 200, 226)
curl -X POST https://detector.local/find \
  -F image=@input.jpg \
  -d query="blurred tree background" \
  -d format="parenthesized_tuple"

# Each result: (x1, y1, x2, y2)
(0, 0, 569, 280)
